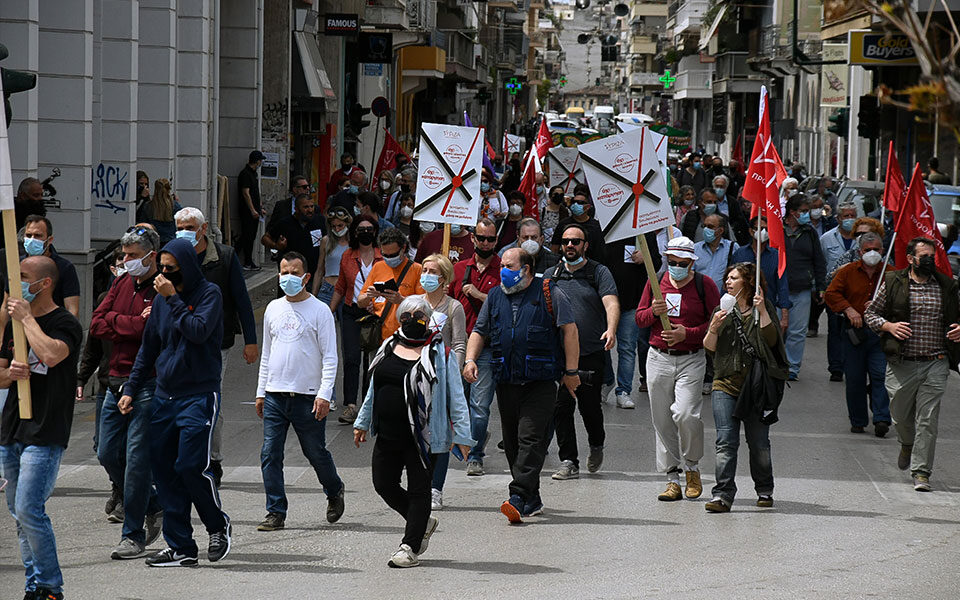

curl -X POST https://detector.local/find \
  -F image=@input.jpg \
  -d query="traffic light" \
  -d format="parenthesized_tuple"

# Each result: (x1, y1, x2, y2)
(828, 107, 848, 139)
(857, 95, 879, 139)
(0, 44, 37, 126)
(346, 102, 371, 140)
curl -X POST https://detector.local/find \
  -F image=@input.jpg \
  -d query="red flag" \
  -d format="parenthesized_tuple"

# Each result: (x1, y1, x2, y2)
(893, 163, 950, 275)
(742, 87, 788, 277)
(485, 139, 496, 161)
(732, 134, 745, 176)
(883, 140, 906, 214)
(534, 118, 552, 160)
(372, 129, 412, 184)
(519, 150, 540, 218)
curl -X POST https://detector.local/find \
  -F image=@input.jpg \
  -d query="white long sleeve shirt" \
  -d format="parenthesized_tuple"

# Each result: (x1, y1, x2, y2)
(256, 294, 338, 400)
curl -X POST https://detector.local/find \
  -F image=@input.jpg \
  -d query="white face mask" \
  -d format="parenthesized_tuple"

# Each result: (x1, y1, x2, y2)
(509, 204, 523, 216)
(124, 252, 154, 277)
(520, 239, 541, 255)
(380, 180, 391, 191)
(400, 206, 414, 219)
(719, 292, 738, 312)
(811, 208, 823, 220)
(861, 249, 882, 267)
(754, 228, 769, 243)
(419, 222, 436, 233)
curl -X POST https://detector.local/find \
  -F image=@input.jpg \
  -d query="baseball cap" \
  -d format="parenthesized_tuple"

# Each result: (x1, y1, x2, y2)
(249, 150, 266, 162)
(664, 236, 698, 261)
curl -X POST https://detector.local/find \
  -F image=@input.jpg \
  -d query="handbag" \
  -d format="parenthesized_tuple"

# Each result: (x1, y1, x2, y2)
(730, 311, 785, 425)
(357, 259, 413, 352)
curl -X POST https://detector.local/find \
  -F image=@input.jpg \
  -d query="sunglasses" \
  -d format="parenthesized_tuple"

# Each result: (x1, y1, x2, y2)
(159, 264, 179, 272)
(126, 226, 149, 236)
(356, 227, 375, 234)
(667, 260, 691, 268)
(561, 238, 584, 246)
(328, 209, 349, 219)
(399, 311, 427, 324)
(474, 235, 497, 243)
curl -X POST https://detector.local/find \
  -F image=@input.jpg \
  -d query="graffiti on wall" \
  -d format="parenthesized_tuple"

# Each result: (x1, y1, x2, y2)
(92, 163, 129, 213)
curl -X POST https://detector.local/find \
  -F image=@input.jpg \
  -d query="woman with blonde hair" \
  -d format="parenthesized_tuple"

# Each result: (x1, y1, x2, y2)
(136, 177, 181, 244)
(311, 206, 353, 307)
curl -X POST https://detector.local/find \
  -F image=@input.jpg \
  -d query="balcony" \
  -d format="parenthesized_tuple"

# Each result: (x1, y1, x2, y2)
(631, 1, 668, 21)
(366, 0, 410, 30)
(673, 68, 712, 99)
(668, 0, 709, 35)
(407, 0, 436, 30)
(711, 51, 763, 94)
(630, 34, 657, 55)
(630, 71, 661, 87)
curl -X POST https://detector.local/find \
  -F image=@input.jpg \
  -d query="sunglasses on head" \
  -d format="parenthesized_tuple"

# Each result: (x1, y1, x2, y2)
(399, 311, 427, 324)
(126, 226, 149, 235)
(474, 235, 497, 243)
(561, 238, 584, 246)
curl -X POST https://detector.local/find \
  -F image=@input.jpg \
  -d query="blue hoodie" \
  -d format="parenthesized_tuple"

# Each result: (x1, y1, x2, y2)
(125, 238, 224, 399)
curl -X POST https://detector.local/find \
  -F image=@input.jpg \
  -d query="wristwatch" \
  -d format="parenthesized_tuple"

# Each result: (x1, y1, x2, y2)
(563, 369, 578, 376)
(465, 359, 477, 365)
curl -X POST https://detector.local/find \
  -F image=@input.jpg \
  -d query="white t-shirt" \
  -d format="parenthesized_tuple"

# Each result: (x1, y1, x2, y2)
(256, 295, 338, 400)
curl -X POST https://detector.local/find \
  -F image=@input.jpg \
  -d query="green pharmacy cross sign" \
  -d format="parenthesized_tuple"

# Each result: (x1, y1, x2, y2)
(558, 75, 567, 88)
(659, 70, 677, 89)
(506, 77, 522, 95)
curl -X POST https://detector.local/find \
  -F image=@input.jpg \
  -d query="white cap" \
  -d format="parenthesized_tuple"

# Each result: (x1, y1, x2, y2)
(664, 236, 698, 261)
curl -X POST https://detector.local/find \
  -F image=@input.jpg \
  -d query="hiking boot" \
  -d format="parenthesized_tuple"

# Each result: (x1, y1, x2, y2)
(705, 497, 731, 512)
(106, 502, 124, 524)
(658, 482, 682, 501)
(874, 421, 890, 438)
(552, 460, 579, 480)
(209, 460, 223, 488)
(898, 445, 912, 471)
(756, 495, 774, 508)
(145, 510, 163, 546)
(257, 512, 285, 531)
(684, 470, 703, 499)
(913, 475, 932, 492)
(105, 482, 122, 515)
(111, 537, 147, 560)
(327, 485, 345, 523)
(616, 391, 635, 409)
(418, 516, 439, 555)
(338, 404, 358, 425)
(145, 547, 198, 567)
(500, 494, 524, 524)
(466, 461, 484, 476)
(586, 446, 603, 473)
(388, 544, 419, 568)
(431, 488, 443, 511)
(207, 522, 232, 562)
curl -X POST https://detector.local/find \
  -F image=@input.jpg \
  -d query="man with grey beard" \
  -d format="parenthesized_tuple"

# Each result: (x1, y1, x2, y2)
(463, 247, 580, 524)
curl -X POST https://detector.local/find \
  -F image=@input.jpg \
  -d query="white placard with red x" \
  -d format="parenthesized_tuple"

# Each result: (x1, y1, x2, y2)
(546, 147, 584, 193)
(616, 122, 668, 166)
(414, 123, 484, 226)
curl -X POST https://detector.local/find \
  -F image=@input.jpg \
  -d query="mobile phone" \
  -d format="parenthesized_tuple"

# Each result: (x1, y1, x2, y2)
(373, 281, 386, 292)
(381, 279, 399, 292)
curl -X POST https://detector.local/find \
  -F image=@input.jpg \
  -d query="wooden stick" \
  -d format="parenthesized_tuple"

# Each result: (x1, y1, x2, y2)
(441, 222, 451, 258)
(3, 210, 32, 419)
(637, 234, 671, 331)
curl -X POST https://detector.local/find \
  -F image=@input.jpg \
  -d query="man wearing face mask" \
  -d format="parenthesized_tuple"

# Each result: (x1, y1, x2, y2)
(326, 152, 361, 198)
(384, 168, 417, 223)
(0, 216, 81, 320)
(358, 228, 425, 341)
(89, 226, 164, 559)
(816, 201, 859, 379)
(550, 192, 606, 263)
(464, 248, 580, 522)
(680, 188, 724, 243)
(353, 193, 395, 231)
(693, 213, 737, 395)
(678, 153, 707, 195)
(715, 173, 751, 246)
(414, 221, 475, 264)
(806, 196, 835, 237)
(865, 237, 960, 492)
(255, 252, 344, 532)
(262, 194, 327, 279)
(779, 177, 800, 215)
(782, 194, 827, 380)
(450, 219, 502, 475)
(825, 233, 891, 437)
(732, 216, 792, 329)
(175, 207, 259, 486)
(329, 169, 369, 213)
(496, 218, 560, 274)
(496, 192, 526, 250)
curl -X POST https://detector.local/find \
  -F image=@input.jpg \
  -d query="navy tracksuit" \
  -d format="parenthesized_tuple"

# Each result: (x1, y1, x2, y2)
(126, 238, 227, 557)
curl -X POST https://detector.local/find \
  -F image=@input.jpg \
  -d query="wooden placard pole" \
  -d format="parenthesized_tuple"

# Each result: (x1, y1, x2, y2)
(637, 233, 671, 331)
(441, 222, 451, 257)
(3, 211, 32, 418)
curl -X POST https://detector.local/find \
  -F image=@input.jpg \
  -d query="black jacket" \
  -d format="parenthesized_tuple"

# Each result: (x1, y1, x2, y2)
(783, 223, 826, 293)
(199, 240, 258, 349)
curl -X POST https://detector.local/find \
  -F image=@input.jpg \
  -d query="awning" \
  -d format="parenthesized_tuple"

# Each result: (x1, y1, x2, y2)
(294, 31, 337, 110)
(698, 2, 730, 52)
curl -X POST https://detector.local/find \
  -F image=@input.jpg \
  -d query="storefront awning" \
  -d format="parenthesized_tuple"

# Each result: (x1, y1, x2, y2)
(698, 3, 730, 52)
(294, 31, 337, 111)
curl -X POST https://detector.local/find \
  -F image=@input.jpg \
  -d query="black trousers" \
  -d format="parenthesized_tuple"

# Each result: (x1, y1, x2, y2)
(238, 213, 259, 266)
(371, 436, 434, 553)
(340, 304, 365, 407)
(497, 379, 557, 502)
(554, 351, 606, 466)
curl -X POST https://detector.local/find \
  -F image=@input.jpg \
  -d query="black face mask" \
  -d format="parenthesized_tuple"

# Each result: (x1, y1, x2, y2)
(913, 255, 936, 277)
(475, 247, 496, 259)
(357, 231, 375, 246)
(164, 270, 184, 287)
(550, 193, 563, 205)
(399, 320, 429, 345)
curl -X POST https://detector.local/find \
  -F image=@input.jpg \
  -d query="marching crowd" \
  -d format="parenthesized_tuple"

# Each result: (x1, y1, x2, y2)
(2, 147, 959, 598)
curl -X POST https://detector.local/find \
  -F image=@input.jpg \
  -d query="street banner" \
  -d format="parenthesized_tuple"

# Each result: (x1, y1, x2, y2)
(413, 123, 483, 226)
(893, 163, 950, 275)
(546, 147, 583, 193)
(577, 127, 673, 242)
(372, 129, 412, 185)
(503, 133, 521, 156)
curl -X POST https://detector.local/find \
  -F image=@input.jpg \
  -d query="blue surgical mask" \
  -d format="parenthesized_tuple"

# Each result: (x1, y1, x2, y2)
(563, 254, 584, 266)
(353, 205, 362, 216)
(450, 224, 462, 236)
(348, 185, 359, 195)
(714, 187, 726, 199)
(279, 274, 305, 296)
(693, 161, 701, 169)
(703, 227, 717, 243)
(383, 254, 404, 268)
(703, 203, 717, 216)
(420, 272, 441, 292)
(176, 229, 199, 247)
(501, 266, 524, 288)
(23, 237, 45, 256)
(668, 265, 690, 280)
(535, 185, 544, 194)
(481, 182, 491, 193)
(570, 202, 585, 216)
(841, 218, 855, 232)
(20, 280, 37, 303)
(797, 211, 811, 225)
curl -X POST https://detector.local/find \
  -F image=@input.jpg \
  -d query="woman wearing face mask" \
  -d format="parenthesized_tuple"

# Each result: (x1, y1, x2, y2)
(674, 185, 696, 227)
(415, 254, 466, 510)
(479, 168, 507, 222)
(394, 193, 421, 253)
(331, 217, 383, 424)
(541, 186, 570, 243)
(496, 192, 526, 251)
(377, 172, 396, 214)
(782, 194, 827, 380)
(311, 207, 353, 306)
(702, 263, 788, 512)
(352, 295, 474, 568)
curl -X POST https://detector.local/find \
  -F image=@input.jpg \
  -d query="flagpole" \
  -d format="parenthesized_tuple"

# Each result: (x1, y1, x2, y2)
(369, 117, 381, 180)
(871, 231, 897, 302)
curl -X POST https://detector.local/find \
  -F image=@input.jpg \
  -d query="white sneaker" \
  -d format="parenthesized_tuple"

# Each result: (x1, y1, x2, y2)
(616, 391, 635, 409)
(431, 488, 443, 511)
(552, 460, 579, 480)
(419, 516, 439, 555)
(601, 382, 616, 404)
(328, 399, 338, 412)
(388, 544, 420, 568)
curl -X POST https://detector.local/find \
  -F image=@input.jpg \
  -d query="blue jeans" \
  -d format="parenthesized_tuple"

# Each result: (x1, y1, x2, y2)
(261, 392, 343, 515)
(827, 310, 844, 374)
(711, 390, 773, 504)
(317, 280, 335, 306)
(636, 326, 651, 383)
(842, 328, 891, 427)
(98, 380, 161, 544)
(785, 290, 812, 376)
(468, 348, 496, 464)
(93, 391, 106, 453)
(431, 451, 450, 491)
(603, 310, 641, 394)
(1, 443, 65, 595)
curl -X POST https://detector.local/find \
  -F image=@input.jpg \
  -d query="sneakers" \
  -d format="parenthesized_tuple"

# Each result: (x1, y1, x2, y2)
(328, 399, 338, 412)
(601, 382, 616, 404)
(898, 445, 912, 471)
(207, 522, 232, 562)
(705, 497, 731, 512)
(431, 488, 444, 511)
(32, 589, 63, 600)
(850, 425, 865, 434)
(829, 371, 843, 382)
(658, 481, 682, 501)
(111, 537, 147, 560)
(338, 404, 358, 425)
(466, 461, 484, 476)
(875, 421, 890, 438)
(701, 381, 712, 396)
(913, 475, 932, 492)
(387, 544, 420, 568)
(209, 460, 223, 488)
(257, 512, 285, 531)
(242, 262, 261, 272)
(552, 460, 579, 480)
(522, 496, 544, 517)
(105, 482, 122, 515)
(327, 485, 345, 523)
(500, 494, 524, 524)
(757, 495, 774, 508)
(145, 547, 198, 567)
(418, 516, 439, 555)
(616, 391, 635, 409)
(106, 502, 124, 524)
(586, 446, 603, 473)
(145, 510, 163, 546)
(684, 470, 703, 499)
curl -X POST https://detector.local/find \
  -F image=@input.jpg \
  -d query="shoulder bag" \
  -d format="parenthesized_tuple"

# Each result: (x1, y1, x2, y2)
(358, 259, 414, 352)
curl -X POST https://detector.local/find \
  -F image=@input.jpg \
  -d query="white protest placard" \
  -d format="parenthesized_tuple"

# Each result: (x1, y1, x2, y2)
(503, 133, 522, 156)
(0, 78, 15, 211)
(577, 126, 673, 242)
(414, 123, 484, 226)
(546, 147, 584, 193)
(616, 122, 668, 165)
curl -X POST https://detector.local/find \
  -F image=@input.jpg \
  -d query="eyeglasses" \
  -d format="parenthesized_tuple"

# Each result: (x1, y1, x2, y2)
(126, 226, 149, 236)
(159, 264, 179, 272)
(561, 238, 584, 246)
(474, 235, 497, 243)
(667, 260, 692, 268)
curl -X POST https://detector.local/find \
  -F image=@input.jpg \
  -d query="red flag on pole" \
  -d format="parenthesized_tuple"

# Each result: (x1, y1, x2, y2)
(883, 140, 906, 214)
(742, 87, 788, 277)
(534, 118, 552, 160)
(485, 139, 496, 161)
(893, 163, 951, 275)
(372, 129, 412, 184)
(732, 134, 745, 176)
(519, 150, 539, 218)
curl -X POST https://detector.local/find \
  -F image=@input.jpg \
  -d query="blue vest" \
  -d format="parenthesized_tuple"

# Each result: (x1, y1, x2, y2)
(488, 280, 563, 384)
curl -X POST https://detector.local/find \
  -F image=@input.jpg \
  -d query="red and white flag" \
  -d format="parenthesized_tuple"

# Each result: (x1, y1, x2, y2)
(893, 163, 950, 275)
(534, 117, 552, 160)
(883, 140, 906, 215)
(742, 86, 788, 276)
(372, 129, 412, 185)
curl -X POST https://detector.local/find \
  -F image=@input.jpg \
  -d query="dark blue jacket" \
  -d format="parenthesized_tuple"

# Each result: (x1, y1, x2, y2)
(125, 238, 224, 399)
(488, 280, 562, 384)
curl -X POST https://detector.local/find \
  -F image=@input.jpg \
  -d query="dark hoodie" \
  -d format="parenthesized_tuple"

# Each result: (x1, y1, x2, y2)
(125, 238, 224, 399)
